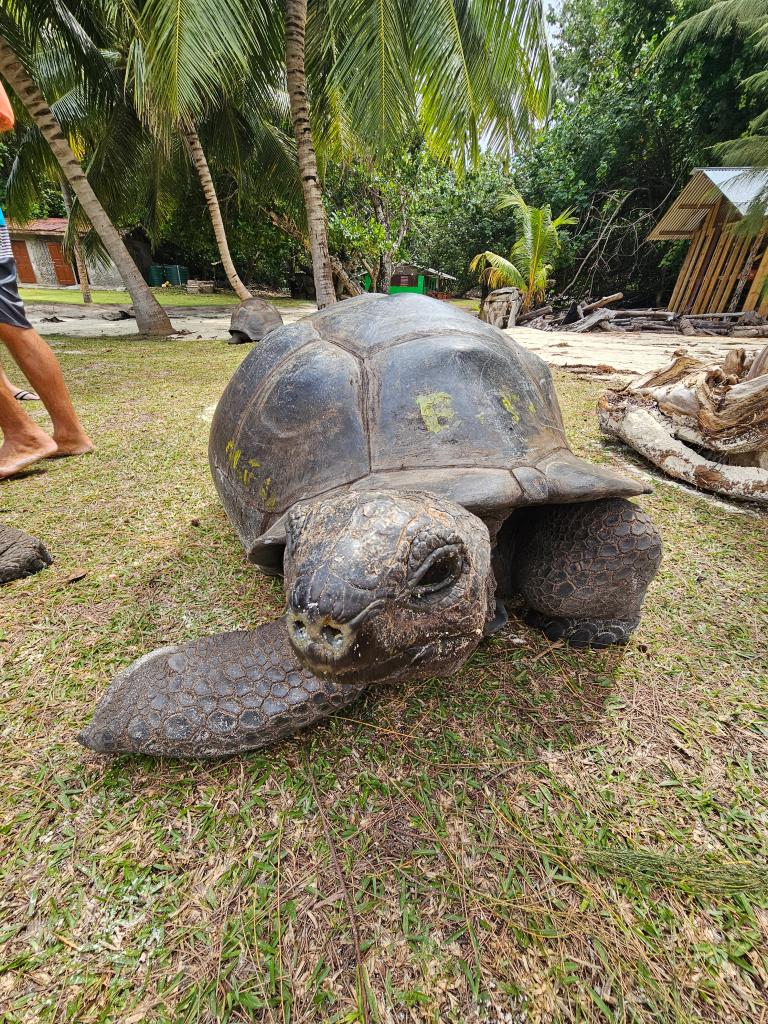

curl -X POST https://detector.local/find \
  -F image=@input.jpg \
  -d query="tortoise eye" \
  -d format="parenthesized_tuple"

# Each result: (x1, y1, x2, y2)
(412, 546, 464, 596)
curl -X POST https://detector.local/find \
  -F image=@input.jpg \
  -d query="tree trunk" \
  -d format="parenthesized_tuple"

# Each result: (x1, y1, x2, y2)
(378, 252, 393, 294)
(0, 36, 173, 336)
(264, 208, 362, 298)
(284, 0, 336, 309)
(59, 179, 91, 303)
(180, 122, 251, 301)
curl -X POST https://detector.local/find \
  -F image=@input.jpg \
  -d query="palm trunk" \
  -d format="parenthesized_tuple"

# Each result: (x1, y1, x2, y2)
(59, 180, 92, 304)
(0, 36, 173, 336)
(180, 122, 251, 301)
(284, 0, 336, 309)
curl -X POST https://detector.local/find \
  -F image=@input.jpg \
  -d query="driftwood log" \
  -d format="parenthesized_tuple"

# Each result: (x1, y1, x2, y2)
(598, 345, 768, 505)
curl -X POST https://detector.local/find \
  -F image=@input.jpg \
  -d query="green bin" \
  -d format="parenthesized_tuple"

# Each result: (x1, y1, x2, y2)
(147, 264, 165, 286)
(164, 264, 189, 286)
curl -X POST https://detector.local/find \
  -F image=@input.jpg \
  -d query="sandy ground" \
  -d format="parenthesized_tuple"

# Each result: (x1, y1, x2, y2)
(25, 299, 761, 376)
(26, 300, 315, 341)
(507, 325, 760, 375)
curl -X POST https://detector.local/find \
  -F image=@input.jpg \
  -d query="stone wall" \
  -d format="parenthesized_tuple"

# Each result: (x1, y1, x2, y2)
(25, 238, 57, 286)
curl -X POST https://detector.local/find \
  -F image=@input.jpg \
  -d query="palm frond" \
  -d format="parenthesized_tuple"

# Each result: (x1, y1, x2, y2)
(469, 249, 526, 289)
(657, 0, 768, 55)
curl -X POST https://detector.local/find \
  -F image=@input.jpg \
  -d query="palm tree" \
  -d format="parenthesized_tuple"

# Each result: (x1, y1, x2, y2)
(659, 1, 768, 173)
(105, 0, 285, 302)
(118, 0, 288, 301)
(0, 32, 174, 335)
(471, 189, 576, 312)
(286, 0, 337, 307)
(286, 0, 553, 304)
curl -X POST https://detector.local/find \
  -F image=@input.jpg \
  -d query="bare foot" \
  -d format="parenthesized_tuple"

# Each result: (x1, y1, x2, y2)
(49, 434, 94, 458)
(0, 433, 58, 479)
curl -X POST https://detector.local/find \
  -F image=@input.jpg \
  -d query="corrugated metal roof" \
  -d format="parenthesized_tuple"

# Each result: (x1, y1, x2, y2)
(7, 217, 68, 236)
(649, 167, 768, 241)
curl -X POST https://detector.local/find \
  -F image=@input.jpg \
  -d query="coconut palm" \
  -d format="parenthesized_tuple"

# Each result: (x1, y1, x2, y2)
(659, 1, 768, 175)
(105, 0, 286, 301)
(292, 0, 554, 304)
(0, 18, 174, 335)
(471, 189, 576, 311)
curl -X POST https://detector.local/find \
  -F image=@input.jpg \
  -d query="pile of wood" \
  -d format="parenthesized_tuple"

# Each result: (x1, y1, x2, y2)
(519, 292, 768, 338)
(186, 279, 216, 294)
(599, 344, 768, 505)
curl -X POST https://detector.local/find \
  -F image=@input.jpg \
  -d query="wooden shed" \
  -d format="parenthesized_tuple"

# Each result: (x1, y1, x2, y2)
(649, 167, 768, 316)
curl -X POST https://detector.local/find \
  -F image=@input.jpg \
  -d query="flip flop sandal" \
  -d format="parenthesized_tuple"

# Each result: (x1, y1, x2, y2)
(14, 390, 40, 402)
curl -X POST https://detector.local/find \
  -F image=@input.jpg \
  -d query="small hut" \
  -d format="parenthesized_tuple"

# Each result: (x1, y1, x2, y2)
(8, 218, 123, 289)
(362, 263, 457, 296)
(649, 167, 768, 316)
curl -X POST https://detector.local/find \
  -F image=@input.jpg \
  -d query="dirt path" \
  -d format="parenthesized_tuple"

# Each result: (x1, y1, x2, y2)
(25, 297, 760, 376)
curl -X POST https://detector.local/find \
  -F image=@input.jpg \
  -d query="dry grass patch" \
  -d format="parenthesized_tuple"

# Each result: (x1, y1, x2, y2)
(1, 337, 766, 1023)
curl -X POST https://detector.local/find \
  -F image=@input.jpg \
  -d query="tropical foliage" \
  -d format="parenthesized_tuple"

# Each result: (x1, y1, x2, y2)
(470, 189, 576, 310)
(1, 0, 765, 308)
(514, 0, 763, 302)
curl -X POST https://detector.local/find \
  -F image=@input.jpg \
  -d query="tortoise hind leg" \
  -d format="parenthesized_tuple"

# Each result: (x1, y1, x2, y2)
(510, 498, 662, 648)
(77, 618, 368, 759)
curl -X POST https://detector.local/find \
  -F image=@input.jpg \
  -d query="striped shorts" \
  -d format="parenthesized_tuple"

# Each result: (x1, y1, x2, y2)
(0, 225, 32, 330)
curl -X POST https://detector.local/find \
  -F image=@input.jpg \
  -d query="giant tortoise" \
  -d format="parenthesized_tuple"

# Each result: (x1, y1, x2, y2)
(228, 297, 283, 345)
(79, 294, 662, 759)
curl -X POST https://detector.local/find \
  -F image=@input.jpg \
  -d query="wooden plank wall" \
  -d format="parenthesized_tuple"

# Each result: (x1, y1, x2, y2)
(668, 200, 768, 314)
(668, 201, 723, 313)
(743, 243, 768, 314)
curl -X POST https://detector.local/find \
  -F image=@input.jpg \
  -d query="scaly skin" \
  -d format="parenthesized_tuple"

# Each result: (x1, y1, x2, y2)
(78, 495, 662, 760)
(511, 498, 662, 647)
(0, 524, 52, 585)
(78, 618, 368, 759)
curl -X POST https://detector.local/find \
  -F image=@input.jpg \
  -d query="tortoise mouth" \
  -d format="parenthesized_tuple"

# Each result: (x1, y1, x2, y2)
(294, 642, 434, 685)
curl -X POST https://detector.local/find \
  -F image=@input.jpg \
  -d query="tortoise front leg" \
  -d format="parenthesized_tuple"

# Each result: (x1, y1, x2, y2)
(77, 618, 368, 759)
(0, 523, 52, 585)
(511, 498, 662, 647)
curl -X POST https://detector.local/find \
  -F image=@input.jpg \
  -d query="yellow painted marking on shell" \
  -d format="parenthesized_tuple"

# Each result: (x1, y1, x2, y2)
(416, 392, 458, 433)
(500, 392, 521, 423)
(225, 442, 272, 501)
(259, 476, 277, 510)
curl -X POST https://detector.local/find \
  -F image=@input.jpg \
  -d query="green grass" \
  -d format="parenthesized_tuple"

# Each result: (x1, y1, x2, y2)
(19, 286, 242, 307)
(20, 286, 480, 315)
(1, 338, 767, 1023)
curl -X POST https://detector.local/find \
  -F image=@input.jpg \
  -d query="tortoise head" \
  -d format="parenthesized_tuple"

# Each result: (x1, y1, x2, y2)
(284, 490, 494, 685)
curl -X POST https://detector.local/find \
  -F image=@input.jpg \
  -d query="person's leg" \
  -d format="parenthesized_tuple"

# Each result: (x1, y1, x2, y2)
(0, 378, 57, 478)
(0, 363, 38, 401)
(0, 323, 92, 455)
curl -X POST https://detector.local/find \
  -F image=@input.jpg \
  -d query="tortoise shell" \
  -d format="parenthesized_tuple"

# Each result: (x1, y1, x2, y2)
(210, 293, 648, 570)
(229, 297, 284, 343)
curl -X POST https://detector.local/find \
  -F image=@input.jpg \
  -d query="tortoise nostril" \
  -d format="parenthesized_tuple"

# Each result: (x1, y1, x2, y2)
(321, 625, 345, 651)
(291, 617, 309, 644)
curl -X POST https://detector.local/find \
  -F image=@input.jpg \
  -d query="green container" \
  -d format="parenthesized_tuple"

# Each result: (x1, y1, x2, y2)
(164, 264, 189, 286)
(147, 264, 165, 286)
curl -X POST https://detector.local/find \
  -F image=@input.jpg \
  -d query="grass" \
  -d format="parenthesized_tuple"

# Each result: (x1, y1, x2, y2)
(19, 286, 241, 307)
(1, 336, 767, 1024)
(20, 286, 480, 315)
